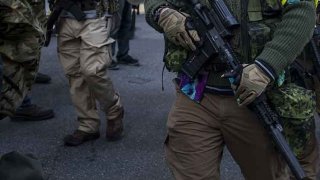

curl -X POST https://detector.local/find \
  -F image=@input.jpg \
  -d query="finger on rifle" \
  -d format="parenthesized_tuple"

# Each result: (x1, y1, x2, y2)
(171, 36, 180, 47)
(181, 32, 196, 51)
(175, 33, 188, 49)
(185, 18, 201, 44)
(189, 30, 200, 42)
(238, 91, 256, 107)
(234, 86, 246, 98)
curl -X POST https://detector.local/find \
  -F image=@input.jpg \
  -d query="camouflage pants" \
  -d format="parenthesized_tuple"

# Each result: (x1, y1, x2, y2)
(268, 83, 319, 179)
(291, 126, 319, 180)
(0, 0, 46, 117)
(0, 34, 40, 116)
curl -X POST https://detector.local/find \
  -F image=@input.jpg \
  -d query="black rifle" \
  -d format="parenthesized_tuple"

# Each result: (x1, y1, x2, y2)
(184, 0, 306, 179)
(181, 0, 239, 79)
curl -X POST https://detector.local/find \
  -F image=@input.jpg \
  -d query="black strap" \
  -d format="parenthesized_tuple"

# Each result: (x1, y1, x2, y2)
(44, 7, 63, 47)
(161, 64, 165, 91)
(64, 1, 86, 21)
(0, 54, 3, 94)
(240, 0, 250, 63)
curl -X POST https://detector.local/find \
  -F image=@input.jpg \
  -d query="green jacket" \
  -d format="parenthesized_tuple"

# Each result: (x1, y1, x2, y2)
(145, 0, 316, 89)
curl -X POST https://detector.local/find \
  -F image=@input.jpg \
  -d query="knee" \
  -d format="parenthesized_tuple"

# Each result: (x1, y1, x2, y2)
(65, 69, 81, 79)
(81, 63, 107, 78)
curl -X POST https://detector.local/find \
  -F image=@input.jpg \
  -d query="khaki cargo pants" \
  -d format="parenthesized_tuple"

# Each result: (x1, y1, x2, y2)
(58, 17, 122, 133)
(166, 90, 289, 180)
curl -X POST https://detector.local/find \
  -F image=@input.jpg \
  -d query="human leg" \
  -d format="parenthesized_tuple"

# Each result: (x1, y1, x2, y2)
(116, 1, 139, 66)
(295, 77, 319, 179)
(0, 34, 39, 116)
(80, 17, 124, 140)
(165, 91, 224, 179)
(166, 91, 288, 179)
(58, 18, 101, 145)
(11, 94, 54, 121)
(219, 94, 289, 180)
(293, 126, 319, 180)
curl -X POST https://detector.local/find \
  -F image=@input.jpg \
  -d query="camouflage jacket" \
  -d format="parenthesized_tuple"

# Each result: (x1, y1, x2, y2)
(145, 0, 316, 87)
(145, 0, 317, 157)
(0, 0, 46, 116)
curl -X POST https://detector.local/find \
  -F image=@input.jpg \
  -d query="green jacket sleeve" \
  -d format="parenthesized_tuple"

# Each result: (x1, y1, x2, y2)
(144, 0, 169, 32)
(256, 1, 316, 77)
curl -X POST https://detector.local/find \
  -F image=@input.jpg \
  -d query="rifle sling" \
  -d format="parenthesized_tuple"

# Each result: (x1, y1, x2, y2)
(240, 0, 250, 63)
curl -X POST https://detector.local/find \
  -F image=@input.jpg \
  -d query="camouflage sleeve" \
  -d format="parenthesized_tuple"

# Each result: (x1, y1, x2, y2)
(256, 1, 316, 78)
(144, 0, 170, 32)
(1, 0, 46, 44)
(32, 0, 47, 26)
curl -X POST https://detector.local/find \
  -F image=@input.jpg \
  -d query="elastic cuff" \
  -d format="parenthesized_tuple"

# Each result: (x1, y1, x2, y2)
(255, 59, 277, 81)
(152, 5, 170, 23)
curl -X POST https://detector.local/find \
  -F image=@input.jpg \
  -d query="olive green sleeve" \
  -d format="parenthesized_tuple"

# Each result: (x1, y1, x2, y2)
(144, 0, 169, 32)
(256, 1, 316, 76)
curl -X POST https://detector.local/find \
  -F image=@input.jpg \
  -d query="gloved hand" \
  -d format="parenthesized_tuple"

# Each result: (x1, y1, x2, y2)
(158, 8, 200, 51)
(233, 64, 271, 106)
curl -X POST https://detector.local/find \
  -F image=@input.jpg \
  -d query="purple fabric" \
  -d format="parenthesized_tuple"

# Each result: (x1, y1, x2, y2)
(178, 72, 208, 102)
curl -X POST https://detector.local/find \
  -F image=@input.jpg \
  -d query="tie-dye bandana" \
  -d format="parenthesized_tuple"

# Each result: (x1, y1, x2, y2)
(178, 72, 208, 102)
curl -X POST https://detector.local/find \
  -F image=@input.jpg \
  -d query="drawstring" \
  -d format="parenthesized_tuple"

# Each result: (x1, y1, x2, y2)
(161, 64, 165, 91)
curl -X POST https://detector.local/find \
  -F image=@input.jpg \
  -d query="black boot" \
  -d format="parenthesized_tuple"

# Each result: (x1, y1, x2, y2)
(108, 60, 120, 70)
(11, 104, 54, 121)
(106, 107, 124, 141)
(64, 130, 100, 146)
(117, 55, 140, 66)
(35, 73, 51, 84)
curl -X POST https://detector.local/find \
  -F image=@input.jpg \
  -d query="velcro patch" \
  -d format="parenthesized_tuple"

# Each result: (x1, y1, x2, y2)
(287, 0, 301, 4)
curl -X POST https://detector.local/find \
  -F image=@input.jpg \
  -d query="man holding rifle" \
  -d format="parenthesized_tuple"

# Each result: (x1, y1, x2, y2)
(145, 0, 317, 179)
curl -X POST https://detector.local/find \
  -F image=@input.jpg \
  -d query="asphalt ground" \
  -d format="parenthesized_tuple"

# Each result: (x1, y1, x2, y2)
(0, 14, 319, 180)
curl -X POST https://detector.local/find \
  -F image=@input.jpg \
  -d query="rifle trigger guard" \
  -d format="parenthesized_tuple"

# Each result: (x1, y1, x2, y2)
(185, 19, 195, 30)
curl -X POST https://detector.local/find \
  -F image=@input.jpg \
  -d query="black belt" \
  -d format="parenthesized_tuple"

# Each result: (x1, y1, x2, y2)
(205, 63, 228, 72)
(79, 1, 97, 11)
(204, 85, 234, 96)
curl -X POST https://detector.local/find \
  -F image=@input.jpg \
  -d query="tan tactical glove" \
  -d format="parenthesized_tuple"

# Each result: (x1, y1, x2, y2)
(234, 64, 271, 106)
(158, 8, 200, 51)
